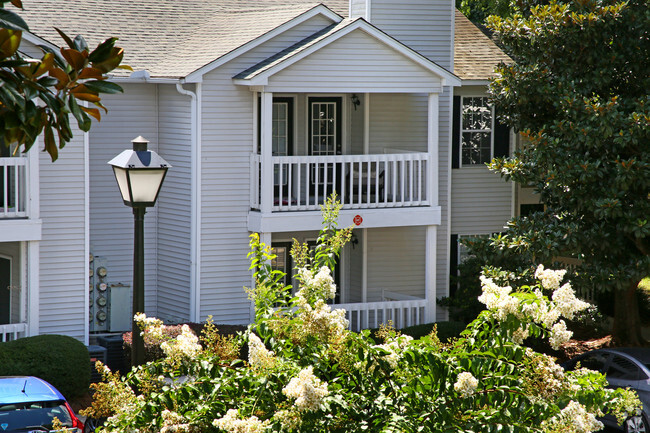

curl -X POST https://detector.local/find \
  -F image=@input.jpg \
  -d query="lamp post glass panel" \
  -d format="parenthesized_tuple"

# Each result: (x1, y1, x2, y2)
(108, 136, 171, 367)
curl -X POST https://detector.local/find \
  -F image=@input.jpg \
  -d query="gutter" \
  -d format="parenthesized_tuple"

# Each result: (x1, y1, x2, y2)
(175, 81, 202, 323)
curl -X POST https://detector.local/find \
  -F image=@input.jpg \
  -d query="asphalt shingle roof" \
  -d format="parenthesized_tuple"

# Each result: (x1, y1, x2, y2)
(17, 1, 508, 81)
(453, 10, 512, 80)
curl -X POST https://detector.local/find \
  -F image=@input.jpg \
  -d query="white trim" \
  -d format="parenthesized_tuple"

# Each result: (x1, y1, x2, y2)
(305, 94, 347, 156)
(260, 91, 274, 214)
(445, 89, 453, 300)
(113, 76, 180, 84)
(366, 0, 371, 21)
(0, 219, 42, 242)
(248, 206, 442, 233)
(361, 228, 367, 303)
(20, 242, 27, 325)
(428, 93, 439, 206)
(234, 19, 460, 88)
(83, 109, 90, 345)
(21, 32, 56, 52)
(175, 82, 202, 323)
(184, 5, 342, 83)
(27, 240, 39, 336)
(425, 225, 437, 322)
(461, 80, 491, 86)
(363, 93, 369, 155)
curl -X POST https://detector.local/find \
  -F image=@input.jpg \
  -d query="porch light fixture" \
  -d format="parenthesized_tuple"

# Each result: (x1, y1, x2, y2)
(351, 94, 360, 110)
(108, 136, 171, 367)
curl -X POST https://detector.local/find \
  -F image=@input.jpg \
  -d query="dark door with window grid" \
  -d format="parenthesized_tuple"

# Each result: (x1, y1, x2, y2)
(308, 97, 342, 200)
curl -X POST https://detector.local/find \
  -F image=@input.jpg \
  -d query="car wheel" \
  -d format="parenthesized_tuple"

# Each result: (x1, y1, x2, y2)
(83, 417, 104, 433)
(624, 415, 649, 433)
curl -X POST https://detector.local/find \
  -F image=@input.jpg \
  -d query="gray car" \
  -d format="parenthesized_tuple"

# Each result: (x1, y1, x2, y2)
(563, 348, 650, 433)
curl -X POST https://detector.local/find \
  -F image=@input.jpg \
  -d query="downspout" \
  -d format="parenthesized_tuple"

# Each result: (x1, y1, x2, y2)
(176, 82, 202, 323)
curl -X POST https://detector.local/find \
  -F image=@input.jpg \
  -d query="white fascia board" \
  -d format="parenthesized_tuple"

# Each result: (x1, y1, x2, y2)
(0, 219, 42, 242)
(236, 19, 461, 88)
(248, 207, 441, 233)
(22, 32, 57, 51)
(184, 5, 342, 83)
(112, 76, 181, 84)
(461, 79, 491, 86)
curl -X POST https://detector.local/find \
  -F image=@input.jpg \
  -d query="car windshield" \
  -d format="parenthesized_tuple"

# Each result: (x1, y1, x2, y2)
(0, 400, 73, 432)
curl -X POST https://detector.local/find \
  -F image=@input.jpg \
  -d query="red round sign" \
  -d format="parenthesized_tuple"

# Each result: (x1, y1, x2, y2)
(353, 215, 363, 226)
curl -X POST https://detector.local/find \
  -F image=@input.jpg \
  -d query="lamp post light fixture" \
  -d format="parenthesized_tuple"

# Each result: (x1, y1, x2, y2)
(108, 136, 171, 367)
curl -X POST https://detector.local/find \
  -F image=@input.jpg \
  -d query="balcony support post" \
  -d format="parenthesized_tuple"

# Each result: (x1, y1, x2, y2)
(425, 225, 437, 323)
(427, 92, 439, 206)
(260, 90, 273, 214)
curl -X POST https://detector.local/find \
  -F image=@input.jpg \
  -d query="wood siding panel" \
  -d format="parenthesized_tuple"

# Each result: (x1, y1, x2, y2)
(38, 129, 86, 339)
(199, 16, 336, 324)
(366, 227, 426, 302)
(88, 84, 160, 316)
(156, 84, 192, 322)
(267, 30, 442, 93)
(369, 0, 454, 69)
(451, 168, 512, 234)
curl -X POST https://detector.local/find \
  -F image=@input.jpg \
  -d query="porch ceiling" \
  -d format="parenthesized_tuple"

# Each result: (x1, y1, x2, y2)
(233, 18, 460, 93)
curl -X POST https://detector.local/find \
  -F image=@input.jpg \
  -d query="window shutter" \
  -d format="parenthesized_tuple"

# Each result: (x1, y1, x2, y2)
(493, 109, 510, 159)
(452, 96, 460, 168)
(449, 234, 459, 296)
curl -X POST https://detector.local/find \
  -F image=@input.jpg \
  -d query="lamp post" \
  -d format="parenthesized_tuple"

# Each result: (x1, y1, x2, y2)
(108, 136, 171, 367)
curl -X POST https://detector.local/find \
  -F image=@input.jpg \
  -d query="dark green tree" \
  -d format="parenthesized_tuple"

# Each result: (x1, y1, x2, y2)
(486, 0, 650, 344)
(0, 0, 129, 161)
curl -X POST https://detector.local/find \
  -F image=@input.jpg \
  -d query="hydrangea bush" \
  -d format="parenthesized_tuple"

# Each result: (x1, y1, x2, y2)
(86, 198, 641, 432)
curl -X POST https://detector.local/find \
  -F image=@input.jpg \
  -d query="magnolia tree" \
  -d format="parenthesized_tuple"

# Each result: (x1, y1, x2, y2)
(83, 199, 640, 432)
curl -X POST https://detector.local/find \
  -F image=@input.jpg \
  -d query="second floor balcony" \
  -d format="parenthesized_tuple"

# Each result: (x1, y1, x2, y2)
(0, 155, 27, 219)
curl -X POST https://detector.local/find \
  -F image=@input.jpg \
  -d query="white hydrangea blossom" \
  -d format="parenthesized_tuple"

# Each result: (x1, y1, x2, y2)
(298, 299, 349, 340)
(247, 332, 275, 370)
(535, 264, 567, 291)
(160, 409, 196, 433)
(282, 366, 329, 412)
(511, 326, 529, 344)
(454, 371, 478, 398)
(296, 266, 337, 302)
(549, 320, 572, 350)
(376, 334, 413, 368)
(213, 409, 269, 433)
(542, 401, 603, 433)
(552, 283, 590, 320)
(133, 313, 164, 337)
(160, 324, 201, 361)
(477, 276, 521, 320)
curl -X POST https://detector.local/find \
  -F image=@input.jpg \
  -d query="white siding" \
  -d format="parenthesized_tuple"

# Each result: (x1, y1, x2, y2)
(366, 227, 426, 301)
(266, 30, 443, 94)
(38, 130, 86, 339)
(88, 84, 160, 317)
(349, 0, 366, 19)
(156, 84, 192, 322)
(199, 16, 336, 324)
(451, 168, 512, 234)
(368, 93, 428, 153)
(366, 0, 454, 69)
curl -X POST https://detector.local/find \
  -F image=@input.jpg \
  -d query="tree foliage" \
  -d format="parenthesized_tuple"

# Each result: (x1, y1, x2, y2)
(485, 0, 650, 344)
(0, 0, 129, 160)
(83, 201, 641, 432)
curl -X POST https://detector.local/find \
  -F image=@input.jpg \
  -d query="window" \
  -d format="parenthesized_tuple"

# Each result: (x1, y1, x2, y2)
(452, 95, 510, 168)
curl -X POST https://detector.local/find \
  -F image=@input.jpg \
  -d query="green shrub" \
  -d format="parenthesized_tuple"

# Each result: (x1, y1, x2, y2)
(0, 334, 90, 399)
(400, 321, 466, 342)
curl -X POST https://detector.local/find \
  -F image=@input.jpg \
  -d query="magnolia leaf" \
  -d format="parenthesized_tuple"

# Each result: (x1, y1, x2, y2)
(48, 67, 69, 90)
(83, 80, 123, 94)
(88, 37, 118, 63)
(80, 105, 101, 121)
(54, 27, 75, 50)
(72, 34, 88, 52)
(91, 47, 124, 73)
(0, 28, 21, 58)
(0, 7, 28, 31)
(32, 52, 54, 77)
(78, 67, 104, 80)
(43, 124, 57, 161)
(60, 48, 87, 71)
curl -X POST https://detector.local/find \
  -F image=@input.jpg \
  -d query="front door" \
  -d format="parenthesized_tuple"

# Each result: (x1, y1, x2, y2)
(0, 257, 11, 324)
(308, 97, 342, 200)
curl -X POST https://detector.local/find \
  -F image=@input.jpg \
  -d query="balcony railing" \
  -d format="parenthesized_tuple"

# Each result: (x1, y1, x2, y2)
(0, 323, 27, 342)
(0, 156, 27, 219)
(251, 153, 430, 212)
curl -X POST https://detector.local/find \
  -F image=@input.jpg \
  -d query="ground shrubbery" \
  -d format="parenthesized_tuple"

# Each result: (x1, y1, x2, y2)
(0, 334, 90, 399)
(83, 200, 642, 432)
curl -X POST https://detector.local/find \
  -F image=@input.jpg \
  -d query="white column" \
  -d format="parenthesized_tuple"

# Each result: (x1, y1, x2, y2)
(27, 240, 39, 336)
(260, 91, 273, 214)
(425, 225, 437, 323)
(364, 93, 370, 155)
(361, 228, 367, 303)
(427, 93, 439, 206)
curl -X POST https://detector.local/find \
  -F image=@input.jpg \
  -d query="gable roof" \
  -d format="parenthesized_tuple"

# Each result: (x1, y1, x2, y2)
(234, 18, 460, 88)
(453, 10, 512, 81)
(17, 1, 508, 82)
(17, 0, 347, 79)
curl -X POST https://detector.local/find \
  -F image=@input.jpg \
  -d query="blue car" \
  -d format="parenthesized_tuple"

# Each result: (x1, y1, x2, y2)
(0, 376, 82, 432)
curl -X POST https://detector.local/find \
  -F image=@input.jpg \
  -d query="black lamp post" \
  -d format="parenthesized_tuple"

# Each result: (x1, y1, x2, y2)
(108, 136, 171, 367)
